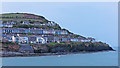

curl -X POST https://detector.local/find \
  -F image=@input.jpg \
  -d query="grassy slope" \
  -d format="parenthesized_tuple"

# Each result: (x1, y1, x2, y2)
(0, 13, 48, 22)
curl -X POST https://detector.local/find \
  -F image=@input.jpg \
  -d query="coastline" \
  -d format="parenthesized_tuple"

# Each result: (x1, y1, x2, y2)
(1, 50, 115, 58)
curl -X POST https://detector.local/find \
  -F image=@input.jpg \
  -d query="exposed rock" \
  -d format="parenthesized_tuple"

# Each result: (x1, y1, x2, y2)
(30, 42, 114, 53)
(19, 44, 34, 53)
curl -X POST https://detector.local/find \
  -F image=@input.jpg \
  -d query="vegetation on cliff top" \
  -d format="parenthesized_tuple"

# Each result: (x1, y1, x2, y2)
(0, 13, 48, 22)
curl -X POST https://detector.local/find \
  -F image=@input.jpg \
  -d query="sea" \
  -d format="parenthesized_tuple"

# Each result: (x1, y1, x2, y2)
(2, 47, 118, 66)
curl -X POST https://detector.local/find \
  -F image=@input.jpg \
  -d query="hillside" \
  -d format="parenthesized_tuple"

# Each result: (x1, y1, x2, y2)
(1, 13, 64, 29)
(0, 13, 114, 57)
(1, 13, 86, 39)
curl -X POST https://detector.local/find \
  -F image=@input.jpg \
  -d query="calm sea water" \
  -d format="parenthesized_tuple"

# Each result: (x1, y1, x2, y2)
(2, 47, 118, 66)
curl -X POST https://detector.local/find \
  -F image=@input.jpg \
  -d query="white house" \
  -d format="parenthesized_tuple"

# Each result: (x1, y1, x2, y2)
(18, 36, 28, 44)
(70, 38, 79, 42)
(1, 24, 13, 27)
(80, 39, 90, 42)
(47, 21, 56, 26)
(12, 36, 16, 42)
(36, 36, 46, 44)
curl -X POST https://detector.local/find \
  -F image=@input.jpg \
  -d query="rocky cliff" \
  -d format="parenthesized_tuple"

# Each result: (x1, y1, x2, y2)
(32, 42, 114, 53)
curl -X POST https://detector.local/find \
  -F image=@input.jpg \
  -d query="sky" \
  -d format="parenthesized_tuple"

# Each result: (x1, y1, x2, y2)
(2, 2, 118, 47)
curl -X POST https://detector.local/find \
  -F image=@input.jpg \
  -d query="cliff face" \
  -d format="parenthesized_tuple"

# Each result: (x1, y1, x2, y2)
(32, 42, 114, 53)
(1, 42, 114, 54)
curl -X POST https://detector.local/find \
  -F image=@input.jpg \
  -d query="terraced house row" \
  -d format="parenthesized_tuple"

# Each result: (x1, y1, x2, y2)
(2, 28, 68, 35)
(2, 34, 87, 44)
(0, 20, 57, 27)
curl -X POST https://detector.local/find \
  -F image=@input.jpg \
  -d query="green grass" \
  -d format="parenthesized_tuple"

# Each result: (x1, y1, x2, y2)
(1, 18, 47, 22)
(13, 24, 61, 29)
(0, 13, 49, 22)
(0, 14, 24, 18)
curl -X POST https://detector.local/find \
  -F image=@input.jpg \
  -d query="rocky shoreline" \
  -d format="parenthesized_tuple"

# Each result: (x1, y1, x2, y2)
(1, 49, 115, 57)
(1, 41, 115, 57)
